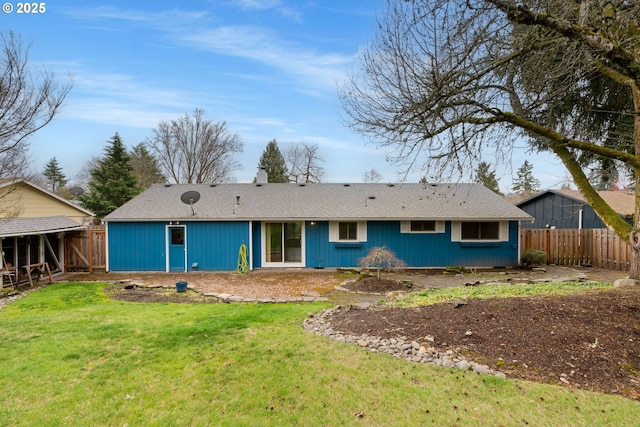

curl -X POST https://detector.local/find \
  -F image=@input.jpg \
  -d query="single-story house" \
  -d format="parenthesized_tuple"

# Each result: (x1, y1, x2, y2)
(0, 179, 94, 283)
(516, 189, 634, 229)
(104, 179, 532, 272)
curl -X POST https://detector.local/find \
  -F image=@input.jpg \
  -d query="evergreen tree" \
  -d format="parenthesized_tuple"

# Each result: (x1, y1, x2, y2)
(512, 160, 540, 193)
(80, 133, 141, 218)
(42, 157, 68, 193)
(130, 142, 165, 189)
(474, 161, 502, 195)
(257, 139, 288, 183)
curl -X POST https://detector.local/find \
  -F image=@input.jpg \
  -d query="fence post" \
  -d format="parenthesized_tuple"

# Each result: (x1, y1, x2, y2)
(89, 230, 94, 274)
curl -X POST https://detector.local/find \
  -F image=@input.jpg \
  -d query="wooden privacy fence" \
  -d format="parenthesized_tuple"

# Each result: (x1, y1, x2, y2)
(521, 228, 631, 271)
(64, 227, 106, 273)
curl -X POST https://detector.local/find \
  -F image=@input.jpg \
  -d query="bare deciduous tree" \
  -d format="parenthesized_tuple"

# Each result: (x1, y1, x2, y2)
(0, 31, 72, 178)
(286, 143, 324, 183)
(363, 168, 383, 183)
(147, 109, 243, 184)
(74, 155, 102, 191)
(0, 30, 72, 218)
(340, 0, 640, 277)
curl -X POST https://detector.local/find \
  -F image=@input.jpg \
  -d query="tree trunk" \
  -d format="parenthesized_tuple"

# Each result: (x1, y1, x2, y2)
(630, 82, 640, 280)
(630, 232, 640, 279)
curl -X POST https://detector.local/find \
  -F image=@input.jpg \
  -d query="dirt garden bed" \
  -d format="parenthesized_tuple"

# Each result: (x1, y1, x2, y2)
(326, 271, 640, 400)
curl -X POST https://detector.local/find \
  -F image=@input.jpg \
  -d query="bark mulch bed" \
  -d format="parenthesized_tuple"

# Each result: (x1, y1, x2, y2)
(341, 276, 414, 293)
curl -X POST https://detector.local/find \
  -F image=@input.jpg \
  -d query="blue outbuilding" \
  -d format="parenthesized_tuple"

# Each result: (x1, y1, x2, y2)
(103, 178, 532, 272)
(516, 189, 634, 229)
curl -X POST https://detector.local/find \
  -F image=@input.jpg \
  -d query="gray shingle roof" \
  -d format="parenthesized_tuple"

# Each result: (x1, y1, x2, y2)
(0, 216, 84, 238)
(104, 183, 531, 222)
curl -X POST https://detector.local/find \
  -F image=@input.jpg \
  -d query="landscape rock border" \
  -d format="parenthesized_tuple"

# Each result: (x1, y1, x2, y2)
(117, 280, 330, 303)
(303, 302, 506, 378)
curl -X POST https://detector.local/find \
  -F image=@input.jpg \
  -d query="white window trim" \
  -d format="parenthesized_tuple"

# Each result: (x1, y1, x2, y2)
(400, 220, 445, 234)
(329, 221, 367, 242)
(260, 221, 306, 267)
(165, 224, 187, 272)
(451, 221, 508, 242)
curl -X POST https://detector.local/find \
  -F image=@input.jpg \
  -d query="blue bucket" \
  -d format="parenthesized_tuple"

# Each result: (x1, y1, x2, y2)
(176, 281, 188, 292)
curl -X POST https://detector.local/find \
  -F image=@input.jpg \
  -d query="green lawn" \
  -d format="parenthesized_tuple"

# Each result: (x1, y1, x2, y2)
(0, 282, 638, 426)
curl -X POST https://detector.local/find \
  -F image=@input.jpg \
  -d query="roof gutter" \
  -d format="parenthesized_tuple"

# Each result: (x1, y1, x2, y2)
(0, 224, 86, 238)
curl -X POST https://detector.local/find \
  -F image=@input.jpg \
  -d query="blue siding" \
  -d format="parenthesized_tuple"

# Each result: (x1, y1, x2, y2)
(186, 222, 250, 271)
(108, 222, 167, 271)
(518, 192, 600, 229)
(305, 221, 519, 268)
(109, 219, 520, 271)
(517, 192, 633, 229)
(108, 221, 250, 272)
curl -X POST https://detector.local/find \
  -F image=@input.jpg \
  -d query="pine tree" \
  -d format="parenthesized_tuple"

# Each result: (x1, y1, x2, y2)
(257, 139, 288, 183)
(130, 143, 165, 189)
(80, 133, 141, 218)
(474, 161, 502, 195)
(42, 157, 68, 193)
(512, 160, 540, 193)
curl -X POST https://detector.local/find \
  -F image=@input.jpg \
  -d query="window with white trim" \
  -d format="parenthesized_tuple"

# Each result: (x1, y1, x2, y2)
(451, 221, 508, 242)
(400, 220, 445, 234)
(339, 221, 358, 240)
(329, 221, 367, 242)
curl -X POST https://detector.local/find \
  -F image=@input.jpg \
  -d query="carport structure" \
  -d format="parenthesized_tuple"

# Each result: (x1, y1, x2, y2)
(0, 179, 94, 286)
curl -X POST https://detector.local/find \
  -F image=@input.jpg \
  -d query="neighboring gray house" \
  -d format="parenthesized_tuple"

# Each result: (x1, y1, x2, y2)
(516, 189, 634, 229)
(104, 181, 532, 272)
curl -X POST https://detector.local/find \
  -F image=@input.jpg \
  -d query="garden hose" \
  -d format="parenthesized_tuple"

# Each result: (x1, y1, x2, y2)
(236, 243, 249, 274)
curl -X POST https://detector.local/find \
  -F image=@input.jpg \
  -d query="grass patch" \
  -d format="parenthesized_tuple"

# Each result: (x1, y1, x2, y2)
(0, 282, 637, 426)
(394, 280, 614, 307)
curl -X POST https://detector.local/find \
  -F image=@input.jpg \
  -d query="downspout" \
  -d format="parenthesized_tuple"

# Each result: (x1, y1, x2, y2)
(249, 221, 253, 271)
(517, 221, 522, 267)
(578, 206, 583, 265)
(579, 206, 583, 231)
(104, 223, 110, 272)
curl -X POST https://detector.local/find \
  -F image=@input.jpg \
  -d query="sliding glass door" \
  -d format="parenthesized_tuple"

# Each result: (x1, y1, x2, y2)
(264, 222, 304, 266)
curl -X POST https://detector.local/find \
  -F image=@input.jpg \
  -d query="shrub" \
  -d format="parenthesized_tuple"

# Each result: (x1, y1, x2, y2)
(521, 249, 547, 266)
(358, 247, 406, 279)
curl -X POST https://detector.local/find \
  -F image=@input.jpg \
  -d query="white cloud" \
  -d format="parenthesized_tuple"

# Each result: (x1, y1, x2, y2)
(48, 62, 195, 128)
(230, 0, 302, 21)
(62, 101, 178, 129)
(179, 26, 351, 93)
(62, 5, 351, 96)
(59, 6, 209, 29)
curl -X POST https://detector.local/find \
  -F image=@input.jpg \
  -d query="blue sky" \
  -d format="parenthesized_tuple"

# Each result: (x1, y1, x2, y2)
(1, 0, 565, 190)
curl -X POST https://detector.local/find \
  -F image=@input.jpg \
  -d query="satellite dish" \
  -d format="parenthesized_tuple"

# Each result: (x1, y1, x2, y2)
(69, 187, 84, 198)
(180, 191, 201, 205)
(180, 190, 200, 216)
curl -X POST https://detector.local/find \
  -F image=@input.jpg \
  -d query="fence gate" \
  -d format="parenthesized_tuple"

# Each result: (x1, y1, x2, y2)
(64, 228, 106, 273)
